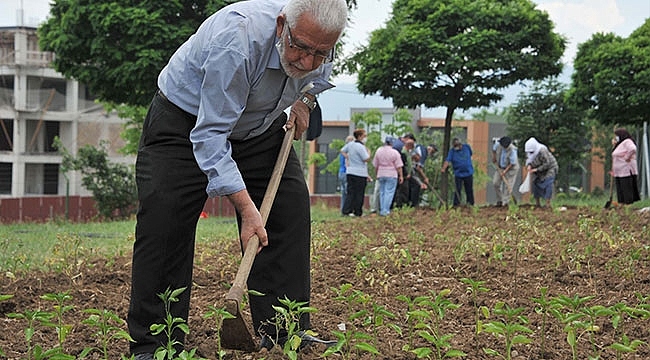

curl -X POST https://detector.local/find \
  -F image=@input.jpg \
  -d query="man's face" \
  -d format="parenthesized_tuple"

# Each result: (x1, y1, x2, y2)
(276, 14, 339, 79)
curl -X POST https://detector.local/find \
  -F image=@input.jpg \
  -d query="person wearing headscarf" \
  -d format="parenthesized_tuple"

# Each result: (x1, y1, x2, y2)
(611, 128, 640, 204)
(524, 137, 558, 207)
(491, 136, 519, 206)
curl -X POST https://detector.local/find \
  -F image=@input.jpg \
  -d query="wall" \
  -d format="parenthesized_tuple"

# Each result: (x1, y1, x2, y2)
(0, 194, 347, 223)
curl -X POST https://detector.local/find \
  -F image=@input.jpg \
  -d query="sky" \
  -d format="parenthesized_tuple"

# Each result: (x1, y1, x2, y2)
(1, 0, 648, 119)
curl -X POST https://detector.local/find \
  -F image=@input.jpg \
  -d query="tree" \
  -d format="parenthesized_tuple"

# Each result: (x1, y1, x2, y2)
(505, 79, 591, 193)
(54, 138, 137, 220)
(346, 0, 565, 204)
(38, 0, 232, 107)
(39, 0, 359, 154)
(569, 19, 650, 127)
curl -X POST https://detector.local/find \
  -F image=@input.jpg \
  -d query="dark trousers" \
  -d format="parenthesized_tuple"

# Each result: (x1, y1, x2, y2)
(343, 174, 367, 216)
(453, 175, 474, 206)
(407, 177, 421, 207)
(127, 92, 311, 354)
(615, 174, 640, 204)
(394, 178, 409, 208)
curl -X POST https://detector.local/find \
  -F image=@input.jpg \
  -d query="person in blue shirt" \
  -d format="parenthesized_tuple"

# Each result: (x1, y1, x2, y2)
(127, 0, 348, 358)
(441, 138, 475, 206)
(338, 135, 354, 211)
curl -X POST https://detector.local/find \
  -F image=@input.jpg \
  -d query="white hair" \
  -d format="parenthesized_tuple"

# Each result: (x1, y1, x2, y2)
(283, 0, 348, 34)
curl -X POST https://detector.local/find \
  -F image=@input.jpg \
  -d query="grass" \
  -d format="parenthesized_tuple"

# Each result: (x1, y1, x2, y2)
(0, 202, 342, 273)
(0, 195, 646, 273)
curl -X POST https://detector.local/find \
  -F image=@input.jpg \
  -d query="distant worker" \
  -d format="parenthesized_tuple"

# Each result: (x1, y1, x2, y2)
(611, 128, 640, 204)
(491, 136, 519, 206)
(338, 135, 354, 211)
(441, 138, 474, 206)
(524, 137, 558, 208)
(340, 129, 370, 217)
(372, 136, 403, 216)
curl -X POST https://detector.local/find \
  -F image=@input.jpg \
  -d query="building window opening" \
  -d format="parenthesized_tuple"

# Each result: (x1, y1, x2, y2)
(43, 163, 59, 195)
(0, 119, 12, 151)
(0, 162, 11, 194)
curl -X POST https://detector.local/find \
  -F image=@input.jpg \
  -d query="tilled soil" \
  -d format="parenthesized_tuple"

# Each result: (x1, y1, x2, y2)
(1, 205, 650, 359)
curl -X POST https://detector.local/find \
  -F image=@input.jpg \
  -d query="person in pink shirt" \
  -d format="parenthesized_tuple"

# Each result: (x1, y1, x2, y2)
(373, 136, 404, 216)
(611, 128, 640, 204)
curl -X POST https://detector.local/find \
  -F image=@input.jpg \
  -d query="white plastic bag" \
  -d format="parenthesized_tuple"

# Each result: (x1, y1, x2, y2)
(518, 172, 531, 194)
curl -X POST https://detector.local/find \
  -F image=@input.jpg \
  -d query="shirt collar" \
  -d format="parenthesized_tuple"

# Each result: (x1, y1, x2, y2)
(268, 36, 282, 70)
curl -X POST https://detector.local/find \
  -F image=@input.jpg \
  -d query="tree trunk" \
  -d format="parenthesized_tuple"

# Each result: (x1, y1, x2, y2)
(440, 105, 456, 208)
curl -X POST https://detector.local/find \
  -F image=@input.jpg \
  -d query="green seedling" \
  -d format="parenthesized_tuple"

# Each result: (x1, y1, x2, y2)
(481, 302, 533, 360)
(322, 329, 378, 360)
(83, 308, 134, 360)
(531, 287, 560, 358)
(396, 294, 432, 350)
(410, 289, 466, 359)
(149, 287, 206, 360)
(49, 233, 89, 280)
(203, 305, 235, 360)
(7, 309, 56, 360)
(606, 302, 646, 360)
(325, 284, 379, 359)
(549, 294, 596, 360)
(41, 292, 76, 352)
(270, 296, 318, 360)
(461, 277, 490, 351)
(610, 335, 646, 360)
(0, 294, 14, 357)
(578, 303, 613, 358)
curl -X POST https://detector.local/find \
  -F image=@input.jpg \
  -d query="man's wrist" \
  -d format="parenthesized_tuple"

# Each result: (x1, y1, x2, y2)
(300, 94, 317, 112)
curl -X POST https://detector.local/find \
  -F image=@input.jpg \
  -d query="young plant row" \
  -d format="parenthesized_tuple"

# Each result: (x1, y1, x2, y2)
(3, 283, 649, 360)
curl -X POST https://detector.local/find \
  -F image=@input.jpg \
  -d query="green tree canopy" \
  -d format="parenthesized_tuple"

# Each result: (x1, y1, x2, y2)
(39, 0, 358, 154)
(38, 0, 233, 107)
(505, 79, 591, 192)
(569, 19, 650, 127)
(347, 0, 565, 203)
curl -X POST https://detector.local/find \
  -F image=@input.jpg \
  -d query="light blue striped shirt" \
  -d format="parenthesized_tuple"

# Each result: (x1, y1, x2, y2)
(158, 0, 334, 197)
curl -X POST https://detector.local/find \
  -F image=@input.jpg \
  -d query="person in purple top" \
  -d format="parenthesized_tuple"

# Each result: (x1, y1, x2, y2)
(372, 136, 404, 216)
(610, 128, 640, 205)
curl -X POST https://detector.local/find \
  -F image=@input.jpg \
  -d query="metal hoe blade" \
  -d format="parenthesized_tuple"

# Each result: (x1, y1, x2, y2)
(220, 298, 258, 352)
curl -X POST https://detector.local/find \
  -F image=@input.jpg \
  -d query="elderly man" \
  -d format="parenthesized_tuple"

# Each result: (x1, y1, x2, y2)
(127, 0, 348, 358)
(492, 136, 519, 206)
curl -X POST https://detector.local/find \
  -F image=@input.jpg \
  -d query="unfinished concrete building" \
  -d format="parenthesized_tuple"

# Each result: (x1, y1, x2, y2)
(0, 26, 133, 199)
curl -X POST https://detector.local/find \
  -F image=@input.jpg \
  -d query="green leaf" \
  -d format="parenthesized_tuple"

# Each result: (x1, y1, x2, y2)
(355, 342, 380, 354)
(445, 349, 467, 357)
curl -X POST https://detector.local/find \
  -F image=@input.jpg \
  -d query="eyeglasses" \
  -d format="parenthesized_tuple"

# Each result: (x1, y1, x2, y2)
(286, 25, 335, 64)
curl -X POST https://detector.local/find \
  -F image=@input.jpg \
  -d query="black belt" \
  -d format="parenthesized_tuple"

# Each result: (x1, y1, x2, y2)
(157, 89, 194, 118)
(157, 89, 171, 102)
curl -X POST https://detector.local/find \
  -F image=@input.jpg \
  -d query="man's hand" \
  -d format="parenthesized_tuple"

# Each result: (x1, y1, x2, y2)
(287, 97, 312, 139)
(228, 190, 268, 253)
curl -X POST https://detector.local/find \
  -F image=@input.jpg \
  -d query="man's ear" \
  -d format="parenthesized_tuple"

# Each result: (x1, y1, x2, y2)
(276, 14, 285, 38)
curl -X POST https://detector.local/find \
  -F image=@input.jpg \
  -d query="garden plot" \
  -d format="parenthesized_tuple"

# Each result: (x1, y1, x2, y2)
(1, 205, 649, 359)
